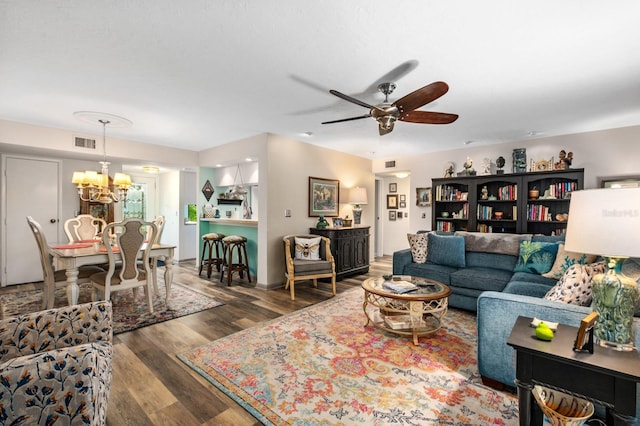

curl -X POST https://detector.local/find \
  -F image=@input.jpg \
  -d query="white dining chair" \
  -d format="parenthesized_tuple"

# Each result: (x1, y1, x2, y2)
(26, 216, 104, 309)
(64, 214, 106, 242)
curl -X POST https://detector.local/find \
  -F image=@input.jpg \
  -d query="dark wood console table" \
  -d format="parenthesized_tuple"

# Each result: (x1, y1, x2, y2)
(507, 316, 640, 425)
(310, 226, 370, 280)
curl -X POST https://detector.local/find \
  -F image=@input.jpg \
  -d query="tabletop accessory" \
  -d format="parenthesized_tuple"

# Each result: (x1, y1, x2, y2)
(565, 187, 640, 351)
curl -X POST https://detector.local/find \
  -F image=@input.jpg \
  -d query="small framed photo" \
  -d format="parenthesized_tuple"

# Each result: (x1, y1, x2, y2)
(399, 201, 406, 208)
(389, 183, 397, 193)
(574, 311, 598, 353)
(387, 194, 398, 209)
(397, 212, 403, 219)
(389, 211, 396, 221)
(399, 194, 406, 202)
(416, 187, 432, 207)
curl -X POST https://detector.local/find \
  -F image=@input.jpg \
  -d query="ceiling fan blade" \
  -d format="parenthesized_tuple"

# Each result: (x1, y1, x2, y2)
(393, 81, 450, 114)
(378, 122, 395, 136)
(399, 110, 459, 124)
(328, 90, 377, 110)
(322, 114, 371, 125)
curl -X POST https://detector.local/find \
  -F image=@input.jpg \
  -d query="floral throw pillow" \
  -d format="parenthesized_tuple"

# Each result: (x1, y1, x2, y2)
(544, 261, 606, 306)
(407, 233, 428, 263)
(542, 244, 598, 279)
(514, 241, 559, 274)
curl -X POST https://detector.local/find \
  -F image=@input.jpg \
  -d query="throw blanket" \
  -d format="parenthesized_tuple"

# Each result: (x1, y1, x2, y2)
(455, 231, 531, 256)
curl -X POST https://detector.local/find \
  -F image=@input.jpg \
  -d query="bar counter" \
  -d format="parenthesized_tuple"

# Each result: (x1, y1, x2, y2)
(199, 218, 258, 278)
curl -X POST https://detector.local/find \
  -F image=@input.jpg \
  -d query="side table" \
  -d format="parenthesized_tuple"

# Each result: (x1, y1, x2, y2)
(507, 316, 640, 425)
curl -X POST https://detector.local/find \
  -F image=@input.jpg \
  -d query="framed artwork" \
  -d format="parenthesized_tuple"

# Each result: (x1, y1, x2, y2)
(599, 175, 640, 188)
(399, 194, 406, 202)
(416, 187, 432, 207)
(387, 194, 398, 209)
(389, 211, 396, 221)
(309, 176, 340, 217)
(389, 183, 397, 193)
(397, 212, 403, 219)
(399, 201, 406, 208)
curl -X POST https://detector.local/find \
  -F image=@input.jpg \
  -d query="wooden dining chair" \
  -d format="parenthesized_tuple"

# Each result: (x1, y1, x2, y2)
(64, 214, 106, 242)
(145, 215, 166, 293)
(90, 218, 157, 313)
(26, 216, 104, 309)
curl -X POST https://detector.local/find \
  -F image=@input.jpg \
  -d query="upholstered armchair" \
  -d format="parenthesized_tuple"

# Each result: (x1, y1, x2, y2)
(0, 301, 113, 425)
(283, 234, 336, 300)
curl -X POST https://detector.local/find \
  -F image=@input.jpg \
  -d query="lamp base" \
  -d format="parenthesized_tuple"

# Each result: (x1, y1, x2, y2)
(592, 257, 639, 352)
(353, 208, 363, 225)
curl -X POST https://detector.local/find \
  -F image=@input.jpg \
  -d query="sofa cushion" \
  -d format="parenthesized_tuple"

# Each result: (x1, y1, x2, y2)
(426, 233, 466, 268)
(403, 262, 456, 286)
(514, 241, 559, 274)
(455, 231, 531, 256)
(450, 267, 513, 292)
(294, 237, 321, 260)
(503, 280, 557, 298)
(542, 243, 598, 279)
(465, 252, 518, 272)
(511, 271, 558, 286)
(544, 261, 606, 306)
(407, 233, 428, 263)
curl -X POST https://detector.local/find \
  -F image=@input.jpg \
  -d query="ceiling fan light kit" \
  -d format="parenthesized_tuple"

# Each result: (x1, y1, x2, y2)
(322, 81, 458, 136)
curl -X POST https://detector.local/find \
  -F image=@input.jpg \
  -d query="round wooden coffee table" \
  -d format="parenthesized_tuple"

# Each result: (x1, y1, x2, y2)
(362, 276, 452, 345)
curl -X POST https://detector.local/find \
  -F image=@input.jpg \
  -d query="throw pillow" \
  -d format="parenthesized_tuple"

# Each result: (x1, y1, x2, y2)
(513, 241, 559, 274)
(426, 233, 465, 268)
(542, 244, 598, 279)
(407, 233, 428, 263)
(294, 237, 321, 260)
(544, 261, 606, 306)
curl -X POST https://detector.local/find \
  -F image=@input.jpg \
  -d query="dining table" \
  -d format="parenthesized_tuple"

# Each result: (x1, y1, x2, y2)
(50, 241, 176, 308)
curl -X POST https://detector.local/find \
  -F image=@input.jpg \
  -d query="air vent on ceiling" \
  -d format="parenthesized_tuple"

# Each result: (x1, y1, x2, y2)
(74, 136, 96, 149)
(385, 160, 396, 168)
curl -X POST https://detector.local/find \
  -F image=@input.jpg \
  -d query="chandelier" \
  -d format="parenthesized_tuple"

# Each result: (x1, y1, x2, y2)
(71, 112, 133, 204)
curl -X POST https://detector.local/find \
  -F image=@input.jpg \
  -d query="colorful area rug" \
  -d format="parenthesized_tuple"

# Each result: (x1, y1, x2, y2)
(0, 282, 223, 334)
(179, 288, 519, 425)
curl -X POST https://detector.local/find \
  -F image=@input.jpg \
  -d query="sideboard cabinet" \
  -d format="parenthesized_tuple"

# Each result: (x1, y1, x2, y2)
(310, 226, 370, 280)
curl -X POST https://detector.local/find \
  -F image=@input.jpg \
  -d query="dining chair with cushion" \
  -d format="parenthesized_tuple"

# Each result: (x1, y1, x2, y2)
(146, 215, 166, 293)
(26, 216, 104, 310)
(283, 234, 336, 300)
(90, 218, 157, 313)
(64, 214, 106, 242)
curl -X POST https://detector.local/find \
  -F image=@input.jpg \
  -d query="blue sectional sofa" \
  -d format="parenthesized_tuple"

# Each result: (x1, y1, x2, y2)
(392, 231, 561, 312)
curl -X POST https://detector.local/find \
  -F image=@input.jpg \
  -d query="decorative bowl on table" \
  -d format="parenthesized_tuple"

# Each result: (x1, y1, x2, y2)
(494, 211, 503, 219)
(532, 385, 593, 426)
(382, 274, 393, 282)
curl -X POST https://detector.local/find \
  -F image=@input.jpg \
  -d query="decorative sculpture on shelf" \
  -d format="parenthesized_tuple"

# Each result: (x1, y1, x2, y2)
(555, 150, 574, 170)
(496, 156, 506, 174)
(316, 215, 329, 229)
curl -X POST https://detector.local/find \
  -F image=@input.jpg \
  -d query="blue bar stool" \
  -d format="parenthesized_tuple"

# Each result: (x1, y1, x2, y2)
(220, 235, 251, 286)
(199, 233, 225, 278)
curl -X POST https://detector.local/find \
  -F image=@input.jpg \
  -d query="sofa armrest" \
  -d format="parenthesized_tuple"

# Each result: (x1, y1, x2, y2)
(477, 292, 594, 387)
(0, 341, 112, 425)
(393, 249, 413, 274)
(0, 301, 112, 362)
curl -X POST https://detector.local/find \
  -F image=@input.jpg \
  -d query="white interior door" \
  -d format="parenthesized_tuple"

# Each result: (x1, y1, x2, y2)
(2, 156, 60, 285)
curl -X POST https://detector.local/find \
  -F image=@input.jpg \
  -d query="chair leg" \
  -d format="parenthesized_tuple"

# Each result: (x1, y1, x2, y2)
(145, 283, 154, 314)
(290, 279, 295, 300)
(242, 243, 251, 283)
(331, 275, 336, 296)
(226, 244, 234, 286)
(150, 258, 159, 294)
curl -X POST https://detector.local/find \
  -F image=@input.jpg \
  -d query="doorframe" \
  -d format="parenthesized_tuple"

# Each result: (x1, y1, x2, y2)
(1, 153, 62, 286)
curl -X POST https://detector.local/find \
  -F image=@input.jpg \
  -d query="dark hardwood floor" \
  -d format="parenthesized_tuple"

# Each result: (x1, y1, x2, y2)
(18, 256, 390, 425)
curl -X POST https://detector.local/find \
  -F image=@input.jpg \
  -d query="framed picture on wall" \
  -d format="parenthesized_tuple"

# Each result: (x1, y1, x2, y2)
(389, 211, 396, 221)
(387, 194, 398, 209)
(416, 187, 432, 207)
(399, 201, 406, 208)
(309, 176, 340, 217)
(399, 194, 406, 202)
(389, 183, 397, 193)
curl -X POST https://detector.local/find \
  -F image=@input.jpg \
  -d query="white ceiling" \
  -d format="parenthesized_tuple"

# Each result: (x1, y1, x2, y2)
(2, 1, 640, 161)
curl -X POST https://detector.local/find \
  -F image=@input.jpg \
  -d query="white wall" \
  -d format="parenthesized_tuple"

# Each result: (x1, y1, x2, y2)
(379, 175, 411, 255)
(373, 125, 640, 252)
(159, 170, 181, 260)
(180, 170, 197, 260)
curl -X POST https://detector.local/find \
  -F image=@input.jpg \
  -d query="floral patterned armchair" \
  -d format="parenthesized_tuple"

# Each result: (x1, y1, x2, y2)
(0, 301, 113, 425)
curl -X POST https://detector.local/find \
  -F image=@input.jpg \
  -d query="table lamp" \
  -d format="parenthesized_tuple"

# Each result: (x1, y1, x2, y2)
(564, 187, 640, 351)
(348, 187, 368, 225)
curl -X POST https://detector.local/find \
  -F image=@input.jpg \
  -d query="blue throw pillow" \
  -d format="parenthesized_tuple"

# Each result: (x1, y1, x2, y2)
(514, 241, 559, 274)
(426, 233, 466, 268)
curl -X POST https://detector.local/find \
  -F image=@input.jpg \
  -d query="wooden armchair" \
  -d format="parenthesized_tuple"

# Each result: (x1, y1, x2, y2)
(0, 301, 113, 425)
(283, 234, 336, 300)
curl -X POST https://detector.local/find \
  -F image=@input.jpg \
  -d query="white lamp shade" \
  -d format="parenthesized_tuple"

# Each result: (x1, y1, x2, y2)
(348, 187, 368, 205)
(71, 171, 85, 184)
(564, 187, 640, 258)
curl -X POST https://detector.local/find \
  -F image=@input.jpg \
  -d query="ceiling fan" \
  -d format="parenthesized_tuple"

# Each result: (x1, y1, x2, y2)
(322, 81, 458, 136)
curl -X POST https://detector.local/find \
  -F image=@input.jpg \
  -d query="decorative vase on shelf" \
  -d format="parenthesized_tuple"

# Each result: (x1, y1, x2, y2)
(316, 215, 329, 229)
(203, 204, 215, 218)
(214, 209, 221, 218)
